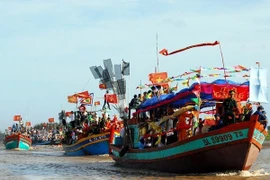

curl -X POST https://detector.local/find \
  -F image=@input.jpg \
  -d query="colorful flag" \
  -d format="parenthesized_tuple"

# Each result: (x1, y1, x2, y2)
(149, 72, 168, 84)
(67, 95, 78, 103)
(170, 83, 178, 91)
(25, 122, 31, 127)
(106, 94, 118, 104)
(74, 91, 90, 98)
(159, 41, 219, 56)
(13, 115, 21, 121)
(80, 97, 92, 105)
(48, 118, 54, 123)
(94, 101, 101, 106)
(80, 93, 94, 106)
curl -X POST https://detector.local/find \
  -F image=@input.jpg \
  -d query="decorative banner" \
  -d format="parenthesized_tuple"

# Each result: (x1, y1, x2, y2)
(13, 115, 21, 121)
(249, 67, 268, 103)
(212, 84, 249, 101)
(106, 94, 118, 104)
(149, 72, 168, 84)
(159, 41, 219, 56)
(48, 118, 54, 123)
(67, 95, 78, 103)
(25, 122, 31, 127)
(74, 91, 90, 98)
(94, 101, 101, 106)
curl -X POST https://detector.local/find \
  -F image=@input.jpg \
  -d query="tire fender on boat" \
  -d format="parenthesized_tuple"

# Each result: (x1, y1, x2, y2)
(119, 145, 129, 157)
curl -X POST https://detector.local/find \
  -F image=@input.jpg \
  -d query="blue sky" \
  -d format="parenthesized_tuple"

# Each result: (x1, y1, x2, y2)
(0, 0, 269, 132)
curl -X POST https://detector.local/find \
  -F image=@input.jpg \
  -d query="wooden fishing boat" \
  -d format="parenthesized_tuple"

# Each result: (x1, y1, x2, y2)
(4, 133, 32, 150)
(63, 129, 118, 156)
(109, 68, 268, 173)
(110, 116, 267, 173)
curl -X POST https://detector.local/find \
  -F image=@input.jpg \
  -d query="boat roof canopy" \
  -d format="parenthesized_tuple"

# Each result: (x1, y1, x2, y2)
(135, 79, 249, 114)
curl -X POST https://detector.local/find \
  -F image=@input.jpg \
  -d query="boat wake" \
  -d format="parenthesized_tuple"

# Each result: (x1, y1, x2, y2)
(216, 169, 269, 177)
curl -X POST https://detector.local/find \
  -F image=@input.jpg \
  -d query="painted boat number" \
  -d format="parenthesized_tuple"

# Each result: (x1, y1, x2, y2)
(89, 135, 107, 142)
(202, 131, 243, 146)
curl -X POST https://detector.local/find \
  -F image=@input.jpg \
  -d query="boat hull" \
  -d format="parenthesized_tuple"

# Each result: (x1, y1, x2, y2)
(110, 117, 267, 174)
(4, 134, 32, 150)
(63, 132, 111, 156)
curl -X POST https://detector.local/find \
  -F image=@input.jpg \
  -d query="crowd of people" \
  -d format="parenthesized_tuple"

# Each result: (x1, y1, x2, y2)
(60, 105, 123, 145)
(4, 122, 63, 145)
(128, 89, 268, 149)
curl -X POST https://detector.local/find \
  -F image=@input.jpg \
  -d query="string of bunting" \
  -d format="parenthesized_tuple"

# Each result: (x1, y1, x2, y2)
(136, 65, 250, 89)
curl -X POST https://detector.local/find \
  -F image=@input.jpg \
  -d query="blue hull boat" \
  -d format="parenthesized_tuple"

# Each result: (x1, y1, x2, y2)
(63, 132, 112, 156)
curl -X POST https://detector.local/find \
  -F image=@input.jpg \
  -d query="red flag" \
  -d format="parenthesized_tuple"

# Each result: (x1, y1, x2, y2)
(65, 112, 72, 116)
(67, 95, 78, 103)
(48, 118, 54, 123)
(13, 115, 21, 121)
(99, 84, 106, 89)
(25, 122, 31, 127)
(148, 72, 168, 84)
(94, 101, 101, 106)
(159, 41, 219, 56)
(74, 91, 90, 98)
(106, 94, 118, 104)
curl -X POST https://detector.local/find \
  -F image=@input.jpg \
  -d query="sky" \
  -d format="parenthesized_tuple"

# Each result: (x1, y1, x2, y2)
(0, 0, 269, 132)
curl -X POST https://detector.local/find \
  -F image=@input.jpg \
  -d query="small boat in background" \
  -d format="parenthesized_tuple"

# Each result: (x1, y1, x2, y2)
(4, 133, 32, 150)
(62, 130, 116, 156)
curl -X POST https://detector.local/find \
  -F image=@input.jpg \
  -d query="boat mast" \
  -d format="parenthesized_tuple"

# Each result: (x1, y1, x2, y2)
(218, 42, 227, 83)
(156, 33, 159, 73)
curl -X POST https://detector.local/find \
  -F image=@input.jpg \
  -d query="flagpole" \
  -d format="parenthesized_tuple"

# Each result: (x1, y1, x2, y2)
(156, 33, 159, 73)
(218, 42, 227, 83)
(197, 66, 202, 116)
(256, 61, 261, 69)
(140, 80, 142, 95)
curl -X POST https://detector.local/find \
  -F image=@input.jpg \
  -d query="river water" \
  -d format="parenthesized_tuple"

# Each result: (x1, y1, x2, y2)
(0, 142, 270, 180)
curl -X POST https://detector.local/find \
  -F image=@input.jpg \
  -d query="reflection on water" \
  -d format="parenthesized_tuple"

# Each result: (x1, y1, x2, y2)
(0, 143, 270, 180)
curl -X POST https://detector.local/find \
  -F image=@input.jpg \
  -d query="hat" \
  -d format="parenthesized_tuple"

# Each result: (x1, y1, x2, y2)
(257, 106, 264, 111)
(229, 90, 236, 94)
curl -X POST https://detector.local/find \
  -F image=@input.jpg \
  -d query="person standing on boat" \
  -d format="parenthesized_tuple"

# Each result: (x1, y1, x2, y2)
(253, 106, 268, 129)
(222, 90, 238, 126)
(102, 90, 111, 110)
(261, 111, 268, 131)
